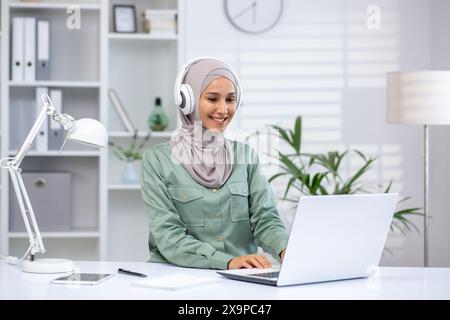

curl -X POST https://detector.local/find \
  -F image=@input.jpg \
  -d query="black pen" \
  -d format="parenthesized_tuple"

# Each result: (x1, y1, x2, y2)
(118, 268, 148, 277)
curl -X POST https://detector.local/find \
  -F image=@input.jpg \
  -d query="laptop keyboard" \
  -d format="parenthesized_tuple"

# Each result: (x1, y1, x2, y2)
(248, 271, 280, 279)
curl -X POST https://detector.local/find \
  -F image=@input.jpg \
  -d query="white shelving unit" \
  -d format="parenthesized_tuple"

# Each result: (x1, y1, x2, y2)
(9, 80, 101, 88)
(7, 150, 101, 157)
(108, 130, 173, 138)
(108, 33, 178, 41)
(0, 0, 183, 261)
(108, 184, 141, 190)
(8, 231, 101, 238)
(0, 0, 8, 256)
(106, 0, 182, 261)
(8, 2, 101, 10)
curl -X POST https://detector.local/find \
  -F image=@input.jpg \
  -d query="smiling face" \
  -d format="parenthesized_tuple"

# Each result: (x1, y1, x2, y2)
(199, 77, 237, 132)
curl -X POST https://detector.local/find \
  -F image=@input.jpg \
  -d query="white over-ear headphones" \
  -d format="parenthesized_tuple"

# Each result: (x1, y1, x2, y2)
(174, 56, 243, 115)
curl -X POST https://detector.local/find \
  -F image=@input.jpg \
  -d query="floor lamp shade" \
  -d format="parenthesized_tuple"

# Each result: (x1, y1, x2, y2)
(387, 71, 450, 125)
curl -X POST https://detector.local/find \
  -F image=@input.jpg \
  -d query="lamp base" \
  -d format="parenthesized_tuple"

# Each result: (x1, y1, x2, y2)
(22, 258, 75, 274)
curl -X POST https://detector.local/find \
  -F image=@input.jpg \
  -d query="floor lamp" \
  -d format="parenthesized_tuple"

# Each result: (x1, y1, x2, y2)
(386, 70, 450, 267)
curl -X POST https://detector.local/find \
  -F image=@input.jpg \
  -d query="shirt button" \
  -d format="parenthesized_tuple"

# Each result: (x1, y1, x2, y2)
(182, 193, 186, 200)
(217, 235, 224, 241)
(215, 212, 221, 219)
(212, 189, 217, 193)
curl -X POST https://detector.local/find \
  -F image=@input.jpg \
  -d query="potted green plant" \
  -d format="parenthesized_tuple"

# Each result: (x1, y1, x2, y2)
(266, 116, 422, 253)
(108, 130, 151, 184)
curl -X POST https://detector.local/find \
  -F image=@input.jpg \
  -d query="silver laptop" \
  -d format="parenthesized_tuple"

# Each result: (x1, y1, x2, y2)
(217, 193, 399, 286)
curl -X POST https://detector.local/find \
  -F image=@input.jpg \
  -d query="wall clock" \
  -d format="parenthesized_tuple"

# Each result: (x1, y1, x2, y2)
(224, 0, 284, 34)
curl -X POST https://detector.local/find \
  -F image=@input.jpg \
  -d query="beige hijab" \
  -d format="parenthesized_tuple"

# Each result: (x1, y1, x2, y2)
(170, 59, 240, 188)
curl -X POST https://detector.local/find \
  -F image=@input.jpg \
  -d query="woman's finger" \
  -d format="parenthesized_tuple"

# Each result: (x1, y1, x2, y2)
(248, 257, 264, 269)
(259, 256, 272, 268)
(263, 256, 272, 268)
(242, 262, 253, 269)
(255, 256, 271, 269)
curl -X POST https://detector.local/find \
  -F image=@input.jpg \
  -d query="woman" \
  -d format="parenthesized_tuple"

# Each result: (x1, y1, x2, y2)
(141, 57, 288, 270)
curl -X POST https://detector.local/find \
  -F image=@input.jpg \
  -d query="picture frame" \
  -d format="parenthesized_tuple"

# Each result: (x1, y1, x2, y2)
(113, 5, 137, 33)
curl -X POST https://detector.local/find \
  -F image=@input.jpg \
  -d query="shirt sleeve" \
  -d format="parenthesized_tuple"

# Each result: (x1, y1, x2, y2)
(141, 148, 234, 270)
(247, 147, 289, 261)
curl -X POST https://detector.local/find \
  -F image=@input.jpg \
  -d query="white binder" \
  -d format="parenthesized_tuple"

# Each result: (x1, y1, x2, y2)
(12, 17, 25, 82)
(37, 20, 50, 80)
(35, 87, 49, 151)
(49, 89, 62, 129)
(49, 89, 64, 150)
(24, 17, 36, 82)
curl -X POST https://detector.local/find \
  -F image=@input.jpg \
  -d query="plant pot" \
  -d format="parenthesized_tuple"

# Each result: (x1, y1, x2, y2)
(121, 161, 140, 184)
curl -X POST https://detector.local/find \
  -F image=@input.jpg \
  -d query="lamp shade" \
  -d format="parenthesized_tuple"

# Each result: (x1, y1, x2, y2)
(386, 71, 450, 125)
(67, 118, 108, 148)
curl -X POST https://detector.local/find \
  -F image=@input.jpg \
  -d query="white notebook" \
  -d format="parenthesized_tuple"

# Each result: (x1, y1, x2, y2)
(132, 273, 220, 291)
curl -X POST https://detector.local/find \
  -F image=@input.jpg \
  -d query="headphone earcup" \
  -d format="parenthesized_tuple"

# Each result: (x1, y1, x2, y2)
(179, 84, 194, 115)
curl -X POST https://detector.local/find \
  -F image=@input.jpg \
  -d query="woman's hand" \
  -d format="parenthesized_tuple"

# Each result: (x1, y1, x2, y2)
(227, 254, 272, 270)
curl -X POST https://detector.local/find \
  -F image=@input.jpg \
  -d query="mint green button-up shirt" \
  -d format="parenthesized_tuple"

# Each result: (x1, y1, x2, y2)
(141, 140, 289, 270)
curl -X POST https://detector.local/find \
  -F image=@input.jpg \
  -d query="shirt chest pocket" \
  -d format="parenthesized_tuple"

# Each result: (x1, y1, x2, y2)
(168, 187, 204, 227)
(227, 181, 250, 222)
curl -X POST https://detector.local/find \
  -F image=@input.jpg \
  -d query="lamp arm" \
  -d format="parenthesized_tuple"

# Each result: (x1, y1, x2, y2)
(12, 103, 55, 167)
(8, 167, 45, 256)
(11, 94, 75, 167)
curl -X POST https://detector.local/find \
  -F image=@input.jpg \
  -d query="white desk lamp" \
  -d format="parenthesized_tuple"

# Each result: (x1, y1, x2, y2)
(1, 94, 108, 273)
(386, 70, 450, 267)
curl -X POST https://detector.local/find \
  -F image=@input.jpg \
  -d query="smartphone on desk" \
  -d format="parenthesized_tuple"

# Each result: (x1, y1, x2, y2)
(51, 273, 114, 285)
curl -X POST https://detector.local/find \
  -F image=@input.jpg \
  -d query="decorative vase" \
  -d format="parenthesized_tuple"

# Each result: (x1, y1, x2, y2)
(148, 97, 169, 131)
(121, 160, 140, 184)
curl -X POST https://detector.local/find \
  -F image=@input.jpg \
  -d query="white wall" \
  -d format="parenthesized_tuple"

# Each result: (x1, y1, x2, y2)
(429, 0, 450, 267)
(182, 0, 442, 266)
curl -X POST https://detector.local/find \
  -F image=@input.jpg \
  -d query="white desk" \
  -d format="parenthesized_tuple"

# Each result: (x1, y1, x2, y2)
(1, 261, 450, 299)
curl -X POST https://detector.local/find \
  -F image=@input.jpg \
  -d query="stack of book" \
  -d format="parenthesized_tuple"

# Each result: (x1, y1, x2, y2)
(143, 10, 177, 36)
